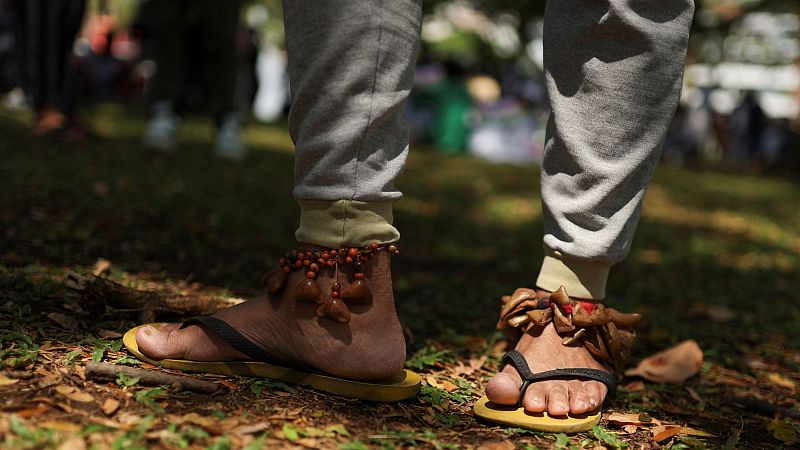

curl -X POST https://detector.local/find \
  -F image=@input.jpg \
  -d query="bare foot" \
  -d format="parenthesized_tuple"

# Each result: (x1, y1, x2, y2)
(32, 108, 68, 136)
(135, 246, 406, 381)
(485, 292, 609, 416)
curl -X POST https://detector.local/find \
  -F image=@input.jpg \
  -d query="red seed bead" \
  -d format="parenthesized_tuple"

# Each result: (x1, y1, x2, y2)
(345, 256, 353, 264)
(303, 259, 311, 267)
(294, 260, 303, 268)
(306, 271, 315, 279)
(348, 248, 359, 257)
(331, 290, 340, 298)
(297, 252, 305, 259)
(388, 244, 398, 253)
(325, 260, 335, 267)
(330, 250, 338, 256)
(322, 252, 329, 260)
(370, 242, 379, 250)
(355, 273, 365, 280)
(318, 258, 325, 265)
(283, 266, 291, 273)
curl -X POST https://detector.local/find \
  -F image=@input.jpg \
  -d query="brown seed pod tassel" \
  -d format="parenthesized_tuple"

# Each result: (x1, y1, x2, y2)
(340, 274, 372, 305)
(327, 298, 351, 323)
(262, 268, 289, 296)
(316, 299, 331, 317)
(295, 279, 324, 304)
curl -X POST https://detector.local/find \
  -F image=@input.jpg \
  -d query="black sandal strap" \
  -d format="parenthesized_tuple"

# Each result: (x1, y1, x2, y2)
(180, 316, 283, 365)
(503, 350, 617, 406)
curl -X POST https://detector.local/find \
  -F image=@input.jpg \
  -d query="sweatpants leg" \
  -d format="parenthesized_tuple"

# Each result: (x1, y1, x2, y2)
(536, 0, 694, 299)
(283, 0, 422, 248)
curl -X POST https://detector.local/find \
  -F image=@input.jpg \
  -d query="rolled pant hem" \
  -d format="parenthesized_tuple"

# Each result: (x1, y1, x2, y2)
(535, 246, 610, 300)
(295, 199, 400, 248)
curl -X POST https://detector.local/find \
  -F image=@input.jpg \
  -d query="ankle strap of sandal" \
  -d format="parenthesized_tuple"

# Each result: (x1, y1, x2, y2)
(497, 286, 641, 372)
(261, 243, 399, 323)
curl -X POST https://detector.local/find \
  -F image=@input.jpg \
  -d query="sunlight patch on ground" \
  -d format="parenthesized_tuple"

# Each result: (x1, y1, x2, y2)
(644, 186, 800, 255)
(473, 195, 540, 226)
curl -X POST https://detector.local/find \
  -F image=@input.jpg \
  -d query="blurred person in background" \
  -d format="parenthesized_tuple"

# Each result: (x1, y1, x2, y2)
(141, 0, 245, 160)
(11, 0, 88, 140)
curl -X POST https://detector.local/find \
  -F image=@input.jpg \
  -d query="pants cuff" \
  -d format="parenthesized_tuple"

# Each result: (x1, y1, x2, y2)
(535, 246, 611, 300)
(296, 199, 400, 248)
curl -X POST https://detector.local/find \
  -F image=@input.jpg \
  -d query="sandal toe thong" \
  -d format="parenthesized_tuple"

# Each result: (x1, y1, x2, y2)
(474, 349, 616, 433)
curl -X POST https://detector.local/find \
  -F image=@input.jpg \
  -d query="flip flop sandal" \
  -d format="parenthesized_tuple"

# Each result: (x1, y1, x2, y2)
(473, 349, 616, 432)
(475, 286, 642, 433)
(124, 316, 421, 402)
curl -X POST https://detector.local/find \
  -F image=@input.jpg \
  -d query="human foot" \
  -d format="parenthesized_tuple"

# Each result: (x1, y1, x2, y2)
(135, 245, 406, 381)
(485, 319, 609, 416)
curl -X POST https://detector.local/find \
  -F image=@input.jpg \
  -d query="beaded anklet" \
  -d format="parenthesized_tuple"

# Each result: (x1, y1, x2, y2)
(261, 243, 399, 323)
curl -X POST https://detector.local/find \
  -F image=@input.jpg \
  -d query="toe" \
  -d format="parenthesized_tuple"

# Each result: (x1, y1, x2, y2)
(135, 325, 190, 360)
(584, 381, 607, 410)
(567, 381, 591, 414)
(546, 384, 570, 416)
(522, 384, 547, 412)
(485, 372, 522, 405)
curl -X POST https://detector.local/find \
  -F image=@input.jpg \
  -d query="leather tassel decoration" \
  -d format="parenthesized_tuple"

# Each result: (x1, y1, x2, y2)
(328, 298, 351, 322)
(295, 279, 324, 304)
(261, 268, 289, 296)
(316, 298, 351, 323)
(340, 274, 372, 305)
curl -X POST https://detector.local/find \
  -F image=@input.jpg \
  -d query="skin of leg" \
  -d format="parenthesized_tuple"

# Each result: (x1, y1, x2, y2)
(486, 0, 694, 416)
(137, 0, 424, 381)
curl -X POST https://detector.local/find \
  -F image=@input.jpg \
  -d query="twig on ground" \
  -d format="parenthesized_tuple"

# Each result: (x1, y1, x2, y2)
(85, 362, 219, 394)
(64, 271, 245, 321)
(1, 371, 35, 380)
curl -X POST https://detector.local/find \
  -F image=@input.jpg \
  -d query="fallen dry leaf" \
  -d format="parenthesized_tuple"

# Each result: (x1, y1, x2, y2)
(679, 426, 714, 437)
(652, 426, 682, 442)
(234, 422, 270, 435)
(651, 424, 714, 442)
(768, 417, 799, 444)
(38, 420, 82, 432)
(425, 376, 440, 389)
(55, 385, 94, 403)
(101, 398, 120, 416)
(766, 372, 796, 390)
(625, 340, 703, 383)
(440, 380, 458, 392)
(219, 379, 239, 391)
(93, 258, 112, 276)
(607, 412, 661, 427)
(622, 424, 638, 434)
(14, 404, 49, 418)
(0, 373, 19, 385)
(57, 436, 86, 450)
(478, 441, 515, 450)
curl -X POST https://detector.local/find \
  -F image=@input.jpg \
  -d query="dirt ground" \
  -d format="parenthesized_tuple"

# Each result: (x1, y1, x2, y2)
(1, 107, 799, 449)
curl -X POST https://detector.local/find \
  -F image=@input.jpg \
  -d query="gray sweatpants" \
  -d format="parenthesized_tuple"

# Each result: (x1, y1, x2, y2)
(285, 0, 694, 299)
